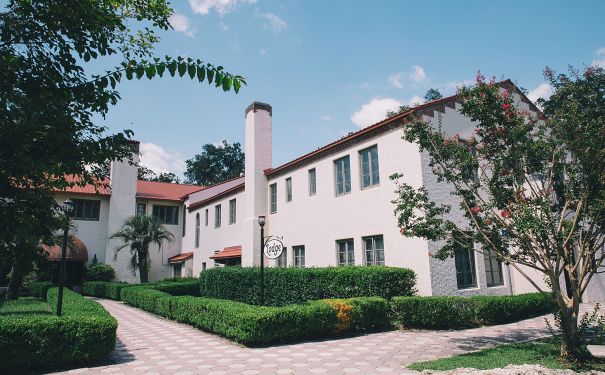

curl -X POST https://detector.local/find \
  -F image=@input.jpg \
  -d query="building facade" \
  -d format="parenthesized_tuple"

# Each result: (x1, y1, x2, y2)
(54, 80, 605, 301)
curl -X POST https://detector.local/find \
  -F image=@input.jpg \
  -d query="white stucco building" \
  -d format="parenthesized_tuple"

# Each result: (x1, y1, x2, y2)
(54, 80, 605, 301)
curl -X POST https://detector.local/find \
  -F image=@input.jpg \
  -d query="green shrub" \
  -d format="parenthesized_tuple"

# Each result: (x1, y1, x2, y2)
(29, 281, 53, 298)
(471, 293, 555, 325)
(348, 297, 391, 330)
(391, 296, 478, 329)
(0, 288, 117, 371)
(121, 287, 172, 316)
(157, 277, 199, 283)
(169, 296, 336, 344)
(85, 264, 116, 282)
(200, 266, 416, 306)
(151, 280, 200, 296)
(83, 281, 130, 300)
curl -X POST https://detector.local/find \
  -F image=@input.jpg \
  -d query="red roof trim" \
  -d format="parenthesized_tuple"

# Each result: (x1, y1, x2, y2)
(188, 183, 245, 212)
(168, 252, 194, 263)
(210, 246, 242, 260)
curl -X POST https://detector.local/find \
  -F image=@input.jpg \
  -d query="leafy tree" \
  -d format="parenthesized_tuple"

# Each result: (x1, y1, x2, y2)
(0, 0, 245, 298)
(137, 166, 181, 183)
(424, 88, 443, 101)
(154, 172, 181, 183)
(387, 105, 411, 118)
(185, 141, 245, 185)
(137, 165, 158, 181)
(391, 68, 605, 358)
(110, 215, 174, 283)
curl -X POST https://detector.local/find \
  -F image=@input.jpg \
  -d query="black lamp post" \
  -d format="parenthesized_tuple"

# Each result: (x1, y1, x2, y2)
(258, 215, 265, 305)
(57, 198, 74, 317)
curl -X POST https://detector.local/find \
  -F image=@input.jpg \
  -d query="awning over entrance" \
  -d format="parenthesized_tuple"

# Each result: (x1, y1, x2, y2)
(41, 237, 88, 263)
(210, 246, 242, 260)
(168, 252, 194, 264)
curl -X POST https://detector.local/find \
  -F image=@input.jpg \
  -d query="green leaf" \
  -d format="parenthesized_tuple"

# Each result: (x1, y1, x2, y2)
(167, 61, 177, 76)
(83, 52, 90, 62)
(222, 77, 232, 91)
(207, 69, 214, 84)
(109, 76, 116, 89)
(177, 62, 187, 77)
(197, 66, 205, 82)
(126, 68, 133, 80)
(145, 65, 156, 80)
(157, 63, 165, 77)
(215, 72, 223, 87)
(100, 77, 108, 88)
(135, 65, 144, 79)
(234, 79, 241, 93)
(188, 64, 196, 79)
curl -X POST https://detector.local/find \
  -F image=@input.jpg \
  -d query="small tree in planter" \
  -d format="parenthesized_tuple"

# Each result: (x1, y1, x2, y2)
(110, 215, 174, 283)
(392, 67, 605, 359)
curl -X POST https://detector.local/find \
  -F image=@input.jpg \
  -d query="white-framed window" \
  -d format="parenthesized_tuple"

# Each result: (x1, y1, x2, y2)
(136, 202, 146, 216)
(454, 232, 477, 289)
(195, 213, 200, 248)
(214, 204, 221, 228)
(285, 177, 292, 202)
(71, 199, 101, 221)
(308, 168, 317, 196)
(364, 235, 384, 266)
(484, 247, 504, 287)
(182, 207, 186, 236)
(202, 262, 207, 272)
(270, 183, 277, 214)
(277, 247, 287, 267)
(334, 155, 351, 196)
(152, 205, 178, 225)
(205, 208, 208, 226)
(293, 246, 305, 268)
(229, 198, 236, 224)
(337, 239, 355, 266)
(360, 145, 380, 189)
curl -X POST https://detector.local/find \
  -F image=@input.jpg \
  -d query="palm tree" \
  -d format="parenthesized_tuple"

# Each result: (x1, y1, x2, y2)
(110, 215, 174, 283)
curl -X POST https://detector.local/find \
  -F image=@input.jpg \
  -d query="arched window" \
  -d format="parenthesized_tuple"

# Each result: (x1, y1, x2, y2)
(195, 213, 200, 248)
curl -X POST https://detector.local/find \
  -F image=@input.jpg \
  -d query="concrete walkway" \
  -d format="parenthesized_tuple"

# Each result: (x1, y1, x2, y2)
(54, 299, 587, 375)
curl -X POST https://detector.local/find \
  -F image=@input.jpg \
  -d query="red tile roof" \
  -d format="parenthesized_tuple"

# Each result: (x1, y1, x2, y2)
(168, 252, 194, 263)
(210, 245, 242, 260)
(52, 175, 112, 196)
(41, 237, 88, 262)
(136, 180, 205, 201)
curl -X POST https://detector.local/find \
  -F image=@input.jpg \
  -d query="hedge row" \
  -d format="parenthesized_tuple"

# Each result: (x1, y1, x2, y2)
(200, 266, 417, 306)
(391, 293, 555, 330)
(29, 281, 53, 298)
(83, 279, 200, 300)
(0, 288, 117, 371)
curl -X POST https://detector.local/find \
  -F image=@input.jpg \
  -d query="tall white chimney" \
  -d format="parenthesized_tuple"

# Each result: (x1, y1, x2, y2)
(242, 102, 272, 266)
(105, 141, 139, 282)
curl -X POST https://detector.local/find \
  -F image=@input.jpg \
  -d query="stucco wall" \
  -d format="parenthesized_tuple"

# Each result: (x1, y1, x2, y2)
(265, 127, 433, 296)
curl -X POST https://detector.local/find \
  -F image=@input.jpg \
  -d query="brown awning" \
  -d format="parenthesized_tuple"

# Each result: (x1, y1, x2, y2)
(210, 246, 242, 260)
(42, 237, 88, 262)
(168, 252, 194, 264)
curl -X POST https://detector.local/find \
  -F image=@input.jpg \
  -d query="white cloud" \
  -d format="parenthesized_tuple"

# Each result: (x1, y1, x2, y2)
(405, 95, 424, 106)
(320, 114, 332, 121)
(409, 65, 427, 83)
(256, 11, 287, 32)
(387, 65, 428, 88)
(350, 98, 402, 128)
(189, 0, 256, 16)
(593, 47, 605, 68)
(139, 142, 186, 177)
(168, 13, 195, 37)
(527, 83, 554, 103)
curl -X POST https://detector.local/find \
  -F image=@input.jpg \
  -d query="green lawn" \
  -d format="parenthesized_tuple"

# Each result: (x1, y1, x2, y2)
(0, 297, 52, 317)
(408, 339, 605, 372)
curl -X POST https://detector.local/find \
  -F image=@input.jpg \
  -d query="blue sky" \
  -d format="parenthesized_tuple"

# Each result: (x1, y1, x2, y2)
(97, 1, 605, 177)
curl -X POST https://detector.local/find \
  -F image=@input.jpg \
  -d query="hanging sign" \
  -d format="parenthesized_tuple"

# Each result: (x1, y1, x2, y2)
(264, 238, 284, 259)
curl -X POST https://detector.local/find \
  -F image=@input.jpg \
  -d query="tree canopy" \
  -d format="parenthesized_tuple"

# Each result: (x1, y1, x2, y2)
(185, 141, 245, 186)
(0, 0, 245, 297)
(392, 68, 605, 358)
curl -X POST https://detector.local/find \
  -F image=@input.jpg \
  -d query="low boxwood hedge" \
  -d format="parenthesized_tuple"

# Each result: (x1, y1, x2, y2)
(84, 279, 200, 299)
(324, 297, 391, 332)
(29, 281, 53, 298)
(200, 266, 417, 306)
(391, 293, 554, 330)
(83, 281, 130, 300)
(121, 287, 173, 317)
(0, 288, 117, 371)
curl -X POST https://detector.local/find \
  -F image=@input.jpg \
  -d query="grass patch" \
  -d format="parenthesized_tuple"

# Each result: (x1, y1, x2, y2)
(408, 338, 605, 372)
(0, 297, 52, 317)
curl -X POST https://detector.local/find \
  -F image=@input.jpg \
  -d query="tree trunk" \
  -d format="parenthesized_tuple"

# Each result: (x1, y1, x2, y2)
(139, 251, 149, 284)
(551, 274, 580, 359)
(6, 261, 25, 300)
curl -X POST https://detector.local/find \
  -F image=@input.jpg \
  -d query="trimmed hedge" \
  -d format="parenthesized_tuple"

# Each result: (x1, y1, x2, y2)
(0, 288, 117, 371)
(121, 287, 173, 317)
(83, 281, 130, 300)
(29, 281, 53, 298)
(169, 296, 337, 344)
(85, 264, 116, 282)
(391, 293, 554, 330)
(200, 266, 417, 306)
(324, 297, 391, 332)
(152, 280, 200, 296)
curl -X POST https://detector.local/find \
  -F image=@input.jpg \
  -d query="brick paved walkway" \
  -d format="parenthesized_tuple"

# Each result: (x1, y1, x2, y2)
(54, 299, 591, 375)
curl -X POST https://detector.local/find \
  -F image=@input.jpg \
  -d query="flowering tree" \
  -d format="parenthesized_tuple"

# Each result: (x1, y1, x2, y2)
(392, 68, 605, 358)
